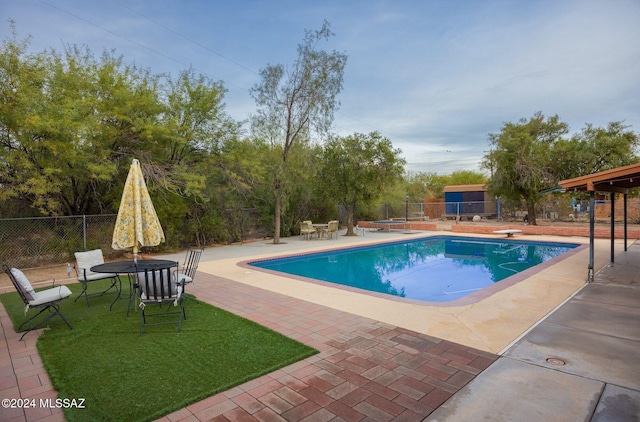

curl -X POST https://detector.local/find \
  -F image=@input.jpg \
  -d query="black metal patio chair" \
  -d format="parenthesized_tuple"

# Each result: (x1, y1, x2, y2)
(174, 248, 203, 302)
(2, 263, 73, 340)
(137, 264, 186, 336)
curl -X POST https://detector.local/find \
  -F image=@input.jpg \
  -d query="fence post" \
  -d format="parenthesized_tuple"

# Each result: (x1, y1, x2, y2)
(83, 214, 87, 251)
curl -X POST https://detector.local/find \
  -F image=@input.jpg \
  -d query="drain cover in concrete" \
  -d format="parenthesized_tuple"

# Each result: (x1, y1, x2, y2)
(505, 323, 640, 391)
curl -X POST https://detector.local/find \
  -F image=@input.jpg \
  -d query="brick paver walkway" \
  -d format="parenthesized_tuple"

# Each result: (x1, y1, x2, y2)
(1, 272, 497, 422)
(0, 305, 64, 422)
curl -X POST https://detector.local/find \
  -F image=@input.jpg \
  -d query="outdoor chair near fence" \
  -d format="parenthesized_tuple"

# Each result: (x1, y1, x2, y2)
(322, 220, 340, 240)
(73, 249, 119, 308)
(2, 263, 73, 340)
(137, 267, 186, 336)
(300, 221, 317, 240)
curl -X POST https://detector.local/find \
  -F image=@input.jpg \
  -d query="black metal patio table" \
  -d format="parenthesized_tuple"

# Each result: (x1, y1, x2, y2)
(90, 260, 178, 313)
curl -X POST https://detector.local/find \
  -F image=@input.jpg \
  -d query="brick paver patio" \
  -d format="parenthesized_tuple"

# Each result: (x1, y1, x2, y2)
(1, 271, 497, 422)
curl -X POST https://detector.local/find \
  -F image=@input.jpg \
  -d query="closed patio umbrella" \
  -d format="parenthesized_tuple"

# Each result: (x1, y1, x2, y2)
(112, 159, 165, 262)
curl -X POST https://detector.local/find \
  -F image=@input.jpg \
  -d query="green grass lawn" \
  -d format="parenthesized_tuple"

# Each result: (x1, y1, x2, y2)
(1, 279, 317, 421)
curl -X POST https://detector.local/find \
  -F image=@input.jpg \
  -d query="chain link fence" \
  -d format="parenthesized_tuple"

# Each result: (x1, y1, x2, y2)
(378, 202, 427, 221)
(0, 215, 118, 269)
(4, 198, 639, 270)
(0, 211, 269, 270)
(381, 198, 640, 224)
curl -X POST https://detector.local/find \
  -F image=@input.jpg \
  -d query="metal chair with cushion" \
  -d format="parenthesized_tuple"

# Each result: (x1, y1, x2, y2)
(174, 248, 203, 303)
(300, 221, 317, 240)
(137, 263, 185, 336)
(175, 248, 203, 286)
(322, 220, 340, 240)
(73, 249, 119, 308)
(2, 263, 73, 340)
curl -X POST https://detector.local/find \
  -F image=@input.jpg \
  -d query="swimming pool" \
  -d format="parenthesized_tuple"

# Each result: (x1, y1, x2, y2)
(248, 236, 579, 302)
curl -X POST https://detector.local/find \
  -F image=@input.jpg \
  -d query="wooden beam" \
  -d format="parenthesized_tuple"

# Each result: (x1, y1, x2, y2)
(587, 181, 628, 194)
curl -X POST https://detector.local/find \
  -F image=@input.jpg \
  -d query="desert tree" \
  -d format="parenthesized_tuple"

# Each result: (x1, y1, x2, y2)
(551, 121, 639, 181)
(250, 20, 347, 243)
(317, 132, 405, 235)
(483, 112, 568, 225)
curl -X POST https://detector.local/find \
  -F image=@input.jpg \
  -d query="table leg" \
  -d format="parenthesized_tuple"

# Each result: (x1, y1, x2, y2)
(109, 278, 122, 311)
(126, 274, 138, 318)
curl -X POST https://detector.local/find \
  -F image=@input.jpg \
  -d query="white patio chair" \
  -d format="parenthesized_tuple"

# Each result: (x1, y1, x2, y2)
(73, 249, 119, 308)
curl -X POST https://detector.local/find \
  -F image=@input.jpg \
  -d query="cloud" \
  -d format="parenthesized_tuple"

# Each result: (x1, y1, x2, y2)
(331, 0, 640, 173)
(2, 0, 639, 175)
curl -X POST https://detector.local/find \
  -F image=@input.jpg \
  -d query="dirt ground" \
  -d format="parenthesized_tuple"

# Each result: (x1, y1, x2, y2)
(0, 217, 625, 290)
(2, 263, 80, 290)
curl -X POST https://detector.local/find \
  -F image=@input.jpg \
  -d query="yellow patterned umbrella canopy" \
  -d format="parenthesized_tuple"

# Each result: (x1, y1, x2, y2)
(112, 159, 165, 261)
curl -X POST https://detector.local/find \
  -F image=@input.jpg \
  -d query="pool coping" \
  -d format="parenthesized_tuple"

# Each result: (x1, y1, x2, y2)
(240, 234, 588, 308)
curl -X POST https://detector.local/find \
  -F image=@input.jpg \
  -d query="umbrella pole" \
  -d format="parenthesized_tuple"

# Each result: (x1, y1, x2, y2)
(133, 246, 138, 263)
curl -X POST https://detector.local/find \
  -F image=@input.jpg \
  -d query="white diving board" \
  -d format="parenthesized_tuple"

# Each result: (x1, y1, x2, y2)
(492, 229, 522, 238)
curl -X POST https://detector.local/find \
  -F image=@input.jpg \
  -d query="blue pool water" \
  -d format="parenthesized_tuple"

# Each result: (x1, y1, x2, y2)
(249, 236, 579, 302)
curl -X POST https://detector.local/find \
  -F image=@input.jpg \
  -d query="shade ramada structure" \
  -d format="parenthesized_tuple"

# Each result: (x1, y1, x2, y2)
(559, 162, 640, 281)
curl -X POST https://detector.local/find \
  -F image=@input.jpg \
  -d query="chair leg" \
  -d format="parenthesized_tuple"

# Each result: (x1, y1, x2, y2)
(182, 282, 197, 306)
(127, 275, 138, 318)
(75, 277, 120, 308)
(55, 305, 73, 331)
(139, 300, 185, 336)
(74, 282, 90, 307)
(139, 307, 146, 337)
(17, 304, 73, 341)
(176, 300, 184, 333)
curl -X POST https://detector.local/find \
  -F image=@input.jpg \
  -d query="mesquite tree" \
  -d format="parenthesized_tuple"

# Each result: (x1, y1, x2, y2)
(483, 112, 569, 225)
(317, 132, 405, 235)
(250, 20, 347, 244)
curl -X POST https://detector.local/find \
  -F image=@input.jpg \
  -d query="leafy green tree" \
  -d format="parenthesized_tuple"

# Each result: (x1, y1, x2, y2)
(0, 34, 130, 214)
(0, 25, 243, 249)
(155, 68, 242, 246)
(404, 172, 446, 200)
(317, 132, 405, 235)
(250, 20, 347, 243)
(448, 170, 487, 186)
(0, 26, 47, 215)
(552, 121, 639, 181)
(404, 170, 487, 201)
(280, 142, 327, 235)
(483, 112, 569, 225)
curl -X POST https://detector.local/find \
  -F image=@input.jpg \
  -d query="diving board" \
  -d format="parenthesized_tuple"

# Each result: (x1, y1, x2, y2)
(492, 229, 522, 238)
(370, 221, 408, 232)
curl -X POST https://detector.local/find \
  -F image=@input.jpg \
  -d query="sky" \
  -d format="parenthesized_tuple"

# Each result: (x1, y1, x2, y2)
(2, 0, 639, 174)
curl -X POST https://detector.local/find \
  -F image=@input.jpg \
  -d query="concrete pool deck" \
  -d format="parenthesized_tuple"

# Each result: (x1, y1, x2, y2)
(159, 230, 611, 354)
